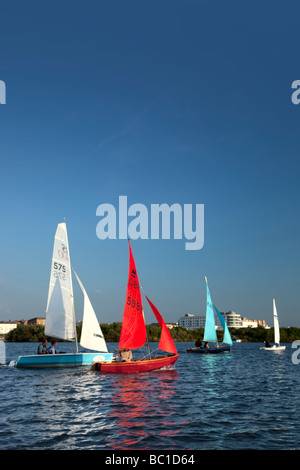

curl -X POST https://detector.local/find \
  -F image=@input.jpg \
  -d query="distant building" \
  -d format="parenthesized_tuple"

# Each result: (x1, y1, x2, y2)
(0, 321, 18, 335)
(150, 322, 178, 329)
(178, 314, 206, 330)
(166, 322, 178, 329)
(241, 317, 258, 328)
(220, 312, 266, 328)
(179, 311, 267, 330)
(27, 317, 46, 326)
(221, 311, 242, 328)
(240, 317, 266, 328)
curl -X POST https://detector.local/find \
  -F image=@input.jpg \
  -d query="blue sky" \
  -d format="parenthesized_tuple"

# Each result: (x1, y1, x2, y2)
(0, 1, 299, 327)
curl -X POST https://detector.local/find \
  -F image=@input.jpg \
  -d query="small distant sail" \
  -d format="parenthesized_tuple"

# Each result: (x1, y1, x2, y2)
(73, 270, 108, 353)
(273, 299, 280, 345)
(214, 305, 233, 346)
(146, 296, 177, 355)
(119, 240, 147, 350)
(45, 223, 76, 341)
(203, 277, 217, 343)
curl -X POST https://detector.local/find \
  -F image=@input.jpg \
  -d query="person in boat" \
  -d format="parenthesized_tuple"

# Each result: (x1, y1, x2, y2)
(265, 340, 271, 348)
(115, 348, 132, 362)
(48, 340, 57, 354)
(204, 342, 209, 349)
(195, 339, 202, 348)
(37, 338, 48, 354)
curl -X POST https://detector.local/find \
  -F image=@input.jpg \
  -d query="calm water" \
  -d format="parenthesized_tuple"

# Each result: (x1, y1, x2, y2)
(0, 341, 299, 450)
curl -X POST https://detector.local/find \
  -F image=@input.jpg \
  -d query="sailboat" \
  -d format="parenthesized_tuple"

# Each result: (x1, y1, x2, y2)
(16, 222, 113, 368)
(93, 240, 179, 373)
(260, 299, 286, 351)
(187, 277, 232, 354)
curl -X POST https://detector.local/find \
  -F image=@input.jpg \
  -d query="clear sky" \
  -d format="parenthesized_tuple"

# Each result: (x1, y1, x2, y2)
(0, 1, 299, 327)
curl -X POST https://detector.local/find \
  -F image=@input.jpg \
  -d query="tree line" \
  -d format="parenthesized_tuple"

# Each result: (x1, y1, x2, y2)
(4, 322, 300, 343)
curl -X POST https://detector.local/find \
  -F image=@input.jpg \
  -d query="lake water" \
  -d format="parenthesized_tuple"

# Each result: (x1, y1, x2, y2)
(0, 341, 299, 451)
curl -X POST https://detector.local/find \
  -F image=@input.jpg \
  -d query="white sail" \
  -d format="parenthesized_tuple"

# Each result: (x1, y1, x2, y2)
(73, 270, 108, 352)
(45, 223, 77, 341)
(273, 298, 280, 345)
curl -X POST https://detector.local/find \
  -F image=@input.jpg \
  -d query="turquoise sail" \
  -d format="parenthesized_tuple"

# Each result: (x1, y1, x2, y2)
(203, 277, 217, 342)
(214, 305, 233, 346)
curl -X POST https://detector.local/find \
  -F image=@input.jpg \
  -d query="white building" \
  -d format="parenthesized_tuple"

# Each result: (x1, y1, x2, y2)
(179, 311, 265, 330)
(0, 322, 18, 335)
(221, 312, 263, 328)
(222, 311, 242, 328)
(178, 314, 206, 330)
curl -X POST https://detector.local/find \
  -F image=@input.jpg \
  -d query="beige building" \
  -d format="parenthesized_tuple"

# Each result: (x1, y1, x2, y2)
(0, 322, 18, 335)
(28, 317, 46, 326)
(241, 317, 258, 328)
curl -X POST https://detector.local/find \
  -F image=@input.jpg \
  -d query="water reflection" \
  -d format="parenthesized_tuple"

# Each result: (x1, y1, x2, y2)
(106, 370, 180, 449)
(3, 343, 300, 450)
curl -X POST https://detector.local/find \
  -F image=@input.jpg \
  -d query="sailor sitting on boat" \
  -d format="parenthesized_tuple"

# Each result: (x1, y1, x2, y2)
(115, 348, 132, 362)
(37, 338, 48, 354)
(48, 340, 57, 354)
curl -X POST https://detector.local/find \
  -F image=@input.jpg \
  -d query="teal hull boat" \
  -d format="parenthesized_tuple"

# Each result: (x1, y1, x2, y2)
(16, 352, 113, 368)
(187, 345, 231, 354)
(186, 277, 233, 355)
(15, 222, 114, 369)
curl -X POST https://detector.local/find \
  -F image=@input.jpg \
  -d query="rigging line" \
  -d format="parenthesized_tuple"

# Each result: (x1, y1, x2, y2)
(140, 348, 152, 359)
(140, 284, 146, 297)
(140, 285, 151, 359)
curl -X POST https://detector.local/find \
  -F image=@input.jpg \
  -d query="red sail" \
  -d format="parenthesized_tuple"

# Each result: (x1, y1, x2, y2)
(146, 296, 177, 355)
(119, 241, 147, 350)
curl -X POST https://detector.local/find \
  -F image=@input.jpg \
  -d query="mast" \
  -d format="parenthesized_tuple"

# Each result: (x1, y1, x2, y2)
(119, 240, 147, 350)
(203, 276, 218, 344)
(273, 298, 280, 346)
(142, 306, 151, 359)
(64, 222, 78, 352)
(45, 222, 78, 349)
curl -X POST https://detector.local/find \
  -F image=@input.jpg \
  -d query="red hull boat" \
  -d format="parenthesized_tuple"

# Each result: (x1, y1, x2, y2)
(93, 354, 179, 374)
(93, 240, 179, 374)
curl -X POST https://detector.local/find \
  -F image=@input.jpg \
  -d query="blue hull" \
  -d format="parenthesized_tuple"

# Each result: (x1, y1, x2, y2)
(186, 345, 231, 354)
(16, 352, 114, 368)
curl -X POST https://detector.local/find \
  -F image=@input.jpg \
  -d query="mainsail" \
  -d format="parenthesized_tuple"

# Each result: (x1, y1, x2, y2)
(273, 298, 280, 345)
(45, 222, 77, 342)
(73, 269, 108, 352)
(146, 296, 177, 355)
(119, 240, 147, 349)
(203, 277, 218, 342)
